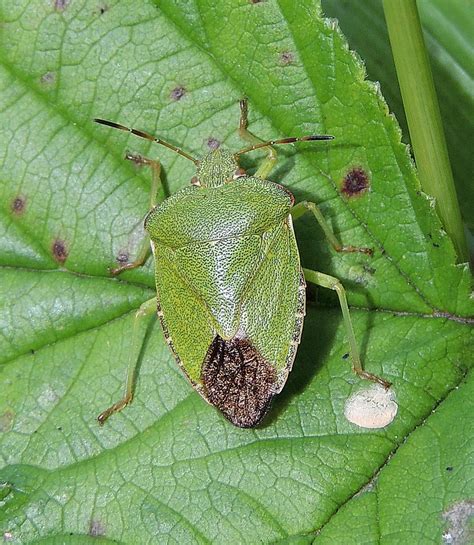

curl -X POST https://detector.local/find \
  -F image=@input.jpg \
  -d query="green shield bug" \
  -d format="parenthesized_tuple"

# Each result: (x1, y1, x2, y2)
(95, 99, 390, 428)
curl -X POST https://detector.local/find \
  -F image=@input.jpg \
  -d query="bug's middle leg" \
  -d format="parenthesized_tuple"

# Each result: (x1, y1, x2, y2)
(291, 200, 373, 255)
(110, 153, 161, 276)
(238, 99, 278, 179)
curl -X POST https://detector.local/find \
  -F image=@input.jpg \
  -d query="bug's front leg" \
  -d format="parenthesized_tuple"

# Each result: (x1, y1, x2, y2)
(303, 268, 391, 389)
(238, 99, 278, 179)
(291, 201, 373, 255)
(98, 297, 157, 424)
(110, 153, 161, 276)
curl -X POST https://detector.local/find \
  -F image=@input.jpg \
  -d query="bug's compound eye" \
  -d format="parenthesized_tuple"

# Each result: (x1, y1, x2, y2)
(233, 167, 246, 179)
(191, 176, 201, 186)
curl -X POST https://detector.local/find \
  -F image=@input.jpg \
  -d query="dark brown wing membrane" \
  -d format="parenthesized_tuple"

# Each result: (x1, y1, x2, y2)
(202, 336, 276, 428)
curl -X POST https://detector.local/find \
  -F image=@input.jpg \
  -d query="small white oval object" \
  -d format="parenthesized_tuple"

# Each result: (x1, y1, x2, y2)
(344, 384, 398, 429)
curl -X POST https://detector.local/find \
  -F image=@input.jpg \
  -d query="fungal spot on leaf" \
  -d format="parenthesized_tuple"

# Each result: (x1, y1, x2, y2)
(52, 239, 68, 264)
(170, 86, 186, 101)
(89, 519, 106, 537)
(3, 532, 13, 542)
(279, 51, 294, 65)
(116, 252, 129, 264)
(99, 4, 108, 15)
(40, 71, 55, 85)
(207, 137, 220, 150)
(341, 167, 370, 197)
(11, 196, 26, 215)
(442, 500, 474, 545)
(54, 0, 70, 10)
(202, 336, 276, 428)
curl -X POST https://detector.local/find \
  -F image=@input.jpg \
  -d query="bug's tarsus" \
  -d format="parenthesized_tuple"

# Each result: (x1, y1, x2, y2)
(124, 151, 150, 166)
(97, 396, 132, 425)
(94, 118, 199, 165)
(355, 370, 392, 390)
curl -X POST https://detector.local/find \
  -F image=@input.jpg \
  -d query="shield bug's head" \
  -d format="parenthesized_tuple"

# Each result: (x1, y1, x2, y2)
(93, 118, 248, 189)
(196, 149, 241, 188)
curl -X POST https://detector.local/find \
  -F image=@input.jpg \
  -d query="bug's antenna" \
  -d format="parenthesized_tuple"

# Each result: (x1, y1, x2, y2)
(94, 118, 199, 165)
(235, 134, 334, 158)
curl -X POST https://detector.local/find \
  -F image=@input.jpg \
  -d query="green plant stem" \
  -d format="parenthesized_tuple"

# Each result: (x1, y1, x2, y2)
(383, 0, 468, 262)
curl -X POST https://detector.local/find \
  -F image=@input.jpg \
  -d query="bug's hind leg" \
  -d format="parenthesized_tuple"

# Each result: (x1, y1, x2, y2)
(110, 153, 161, 276)
(238, 99, 278, 179)
(303, 268, 391, 389)
(291, 200, 373, 255)
(98, 297, 156, 425)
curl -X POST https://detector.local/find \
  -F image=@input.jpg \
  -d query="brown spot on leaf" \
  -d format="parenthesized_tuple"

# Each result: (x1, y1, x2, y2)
(89, 519, 106, 537)
(54, 0, 70, 10)
(11, 196, 26, 215)
(99, 4, 108, 15)
(40, 71, 55, 85)
(170, 86, 186, 101)
(202, 336, 276, 428)
(52, 239, 68, 263)
(116, 252, 129, 264)
(207, 137, 220, 150)
(341, 167, 370, 197)
(280, 51, 294, 65)
(0, 410, 14, 432)
(250, 0, 266, 3)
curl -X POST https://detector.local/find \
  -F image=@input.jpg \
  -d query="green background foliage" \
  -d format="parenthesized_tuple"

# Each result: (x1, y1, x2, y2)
(0, 1, 472, 544)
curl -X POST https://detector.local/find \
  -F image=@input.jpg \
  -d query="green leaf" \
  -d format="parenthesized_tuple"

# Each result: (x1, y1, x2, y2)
(322, 0, 474, 233)
(0, 1, 472, 544)
(316, 370, 474, 545)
